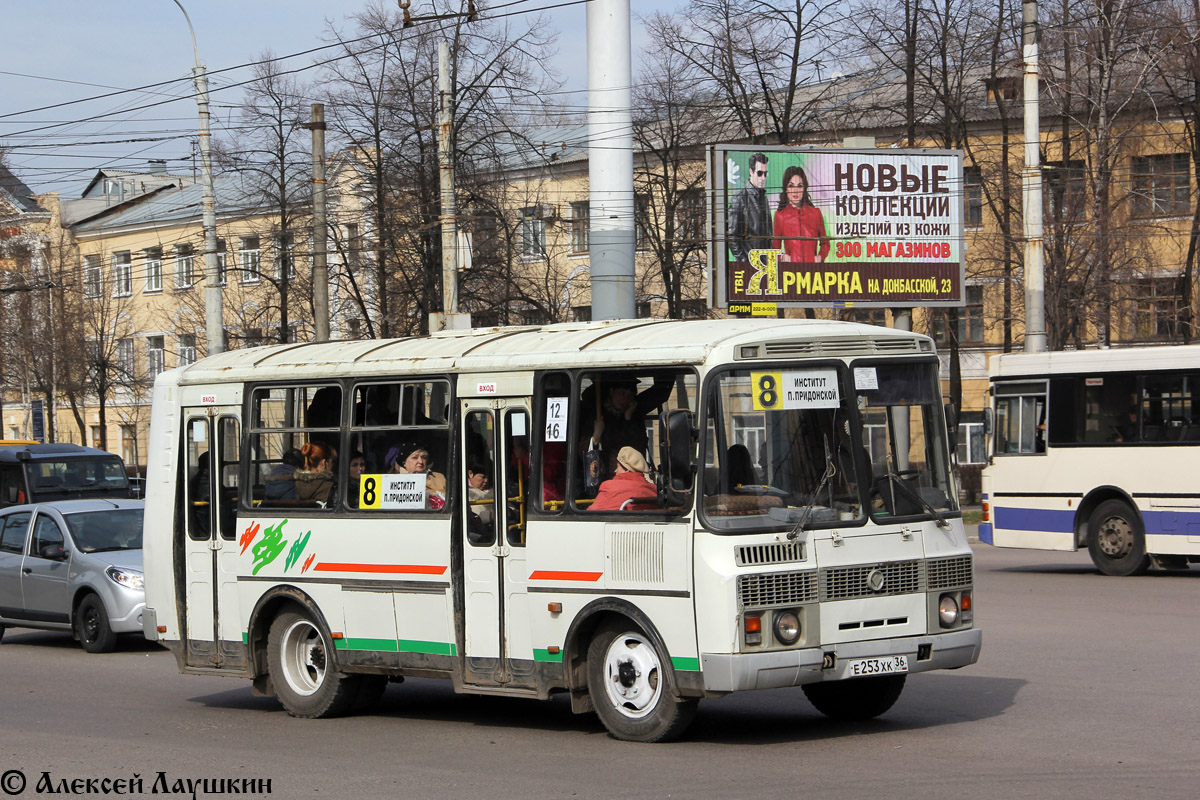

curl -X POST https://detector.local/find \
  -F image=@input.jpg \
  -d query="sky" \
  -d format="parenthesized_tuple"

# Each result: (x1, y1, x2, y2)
(0, 0, 678, 197)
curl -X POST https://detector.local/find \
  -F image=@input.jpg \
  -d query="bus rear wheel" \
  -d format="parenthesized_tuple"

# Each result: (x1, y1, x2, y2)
(802, 674, 906, 720)
(267, 609, 359, 718)
(587, 622, 696, 742)
(1087, 500, 1151, 577)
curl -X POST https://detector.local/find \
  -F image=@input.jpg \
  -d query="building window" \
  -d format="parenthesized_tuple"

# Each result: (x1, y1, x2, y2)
(215, 239, 227, 286)
(177, 333, 196, 366)
(344, 223, 361, 266)
(1132, 277, 1183, 340)
(146, 335, 165, 377)
(636, 300, 652, 319)
(245, 327, 265, 349)
(681, 299, 707, 319)
(518, 208, 546, 261)
(144, 247, 163, 293)
(276, 233, 296, 279)
(239, 236, 261, 284)
(635, 194, 651, 250)
(571, 305, 592, 322)
(112, 252, 132, 297)
(932, 285, 984, 345)
(174, 245, 194, 289)
(1045, 160, 1086, 221)
(121, 424, 138, 468)
(841, 308, 888, 327)
(569, 201, 589, 254)
(675, 189, 705, 244)
(116, 337, 135, 379)
(1132, 153, 1190, 217)
(90, 425, 102, 449)
(957, 417, 987, 464)
(345, 318, 362, 339)
(83, 255, 102, 298)
(964, 167, 983, 226)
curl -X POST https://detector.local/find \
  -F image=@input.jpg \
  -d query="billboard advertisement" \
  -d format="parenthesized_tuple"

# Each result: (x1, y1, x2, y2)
(709, 145, 965, 309)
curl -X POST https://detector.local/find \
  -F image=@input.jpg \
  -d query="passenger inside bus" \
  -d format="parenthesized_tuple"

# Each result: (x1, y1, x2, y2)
(724, 444, 758, 492)
(467, 458, 494, 524)
(583, 373, 674, 474)
(345, 451, 366, 508)
(386, 441, 447, 509)
(263, 448, 303, 502)
(295, 442, 336, 506)
(590, 447, 658, 511)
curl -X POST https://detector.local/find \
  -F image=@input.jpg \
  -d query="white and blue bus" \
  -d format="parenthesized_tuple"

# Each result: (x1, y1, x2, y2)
(141, 319, 980, 741)
(981, 344, 1200, 575)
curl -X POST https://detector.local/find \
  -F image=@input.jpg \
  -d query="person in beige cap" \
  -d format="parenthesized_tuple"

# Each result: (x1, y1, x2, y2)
(590, 446, 658, 511)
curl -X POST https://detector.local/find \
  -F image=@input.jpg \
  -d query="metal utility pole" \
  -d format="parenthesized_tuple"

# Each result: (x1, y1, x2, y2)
(1022, 0, 1047, 352)
(432, 40, 469, 331)
(587, 0, 635, 320)
(173, 0, 224, 355)
(310, 103, 330, 341)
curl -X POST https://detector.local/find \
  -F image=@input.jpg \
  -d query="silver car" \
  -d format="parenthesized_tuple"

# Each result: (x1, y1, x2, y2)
(0, 499, 145, 653)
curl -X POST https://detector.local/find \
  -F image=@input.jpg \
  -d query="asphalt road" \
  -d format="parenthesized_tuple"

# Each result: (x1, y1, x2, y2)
(1, 543, 1197, 800)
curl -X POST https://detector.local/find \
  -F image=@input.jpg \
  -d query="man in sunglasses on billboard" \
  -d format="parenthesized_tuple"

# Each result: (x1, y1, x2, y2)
(727, 152, 771, 263)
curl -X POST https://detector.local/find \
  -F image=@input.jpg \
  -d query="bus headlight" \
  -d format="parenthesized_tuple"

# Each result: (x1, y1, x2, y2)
(773, 610, 801, 646)
(938, 594, 960, 627)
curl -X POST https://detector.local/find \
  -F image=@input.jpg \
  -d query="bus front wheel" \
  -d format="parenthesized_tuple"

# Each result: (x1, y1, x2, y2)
(802, 674, 906, 720)
(586, 622, 696, 742)
(267, 609, 360, 718)
(1087, 500, 1151, 577)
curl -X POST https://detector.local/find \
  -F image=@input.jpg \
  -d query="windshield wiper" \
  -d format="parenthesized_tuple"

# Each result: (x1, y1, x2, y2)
(881, 470, 952, 530)
(786, 436, 838, 541)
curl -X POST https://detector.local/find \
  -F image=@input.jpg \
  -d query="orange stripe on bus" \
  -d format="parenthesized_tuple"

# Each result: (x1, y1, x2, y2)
(528, 570, 603, 582)
(314, 563, 448, 575)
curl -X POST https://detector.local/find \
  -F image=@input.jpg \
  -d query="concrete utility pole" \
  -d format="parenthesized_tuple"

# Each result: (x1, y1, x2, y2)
(310, 103, 329, 341)
(433, 40, 469, 332)
(1022, 0, 1047, 352)
(587, 0, 636, 320)
(173, 0, 224, 355)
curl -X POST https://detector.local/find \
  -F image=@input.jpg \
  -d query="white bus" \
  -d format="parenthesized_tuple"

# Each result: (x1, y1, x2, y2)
(141, 319, 980, 742)
(981, 344, 1200, 575)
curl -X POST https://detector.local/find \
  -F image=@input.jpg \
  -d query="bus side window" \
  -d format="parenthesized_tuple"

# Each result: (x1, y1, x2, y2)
(464, 410, 496, 546)
(218, 416, 240, 540)
(535, 372, 571, 513)
(506, 409, 529, 546)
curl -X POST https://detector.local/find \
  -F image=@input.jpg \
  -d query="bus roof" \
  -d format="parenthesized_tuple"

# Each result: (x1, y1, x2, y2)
(988, 343, 1200, 379)
(166, 319, 934, 386)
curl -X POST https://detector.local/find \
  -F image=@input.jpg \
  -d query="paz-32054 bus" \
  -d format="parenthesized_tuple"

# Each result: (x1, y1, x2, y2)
(141, 319, 980, 742)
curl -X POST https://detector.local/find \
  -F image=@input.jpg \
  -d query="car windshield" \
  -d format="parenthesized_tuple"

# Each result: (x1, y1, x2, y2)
(27, 458, 130, 497)
(64, 508, 144, 552)
(701, 361, 957, 532)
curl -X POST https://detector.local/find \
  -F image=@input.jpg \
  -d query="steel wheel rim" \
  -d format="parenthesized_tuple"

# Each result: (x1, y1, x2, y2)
(81, 606, 100, 642)
(602, 632, 662, 720)
(280, 619, 326, 696)
(1097, 515, 1134, 559)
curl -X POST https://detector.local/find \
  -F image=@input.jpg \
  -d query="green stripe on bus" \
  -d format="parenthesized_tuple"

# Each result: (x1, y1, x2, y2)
(242, 632, 249, 644)
(398, 639, 456, 656)
(671, 657, 700, 672)
(332, 638, 456, 655)
(533, 648, 564, 663)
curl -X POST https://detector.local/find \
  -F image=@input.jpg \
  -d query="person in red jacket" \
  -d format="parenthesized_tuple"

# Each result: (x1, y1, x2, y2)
(590, 447, 658, 511)
(772, 165, 828, 263)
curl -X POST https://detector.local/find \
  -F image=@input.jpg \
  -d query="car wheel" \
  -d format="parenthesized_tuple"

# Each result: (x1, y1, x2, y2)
(1087, 499, 1151, 576)
(802, 674, 906, 720)
(586, 621, 697, 742)
(75, 594, 118, 653)
(267, 609, 360, 718)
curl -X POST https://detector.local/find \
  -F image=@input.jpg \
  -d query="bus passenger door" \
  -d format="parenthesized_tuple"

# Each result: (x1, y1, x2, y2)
(460, 398, 534, 688)
(181, 410, 241, 669)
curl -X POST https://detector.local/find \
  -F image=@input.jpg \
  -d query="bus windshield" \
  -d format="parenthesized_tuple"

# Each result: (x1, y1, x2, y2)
(702, 361, 956, 531)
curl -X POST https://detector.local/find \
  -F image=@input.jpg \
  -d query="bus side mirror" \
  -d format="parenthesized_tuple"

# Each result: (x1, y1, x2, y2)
(944, 402, 958, 453)
(659, 409, 696, 494)
(983, 407, 992, 436)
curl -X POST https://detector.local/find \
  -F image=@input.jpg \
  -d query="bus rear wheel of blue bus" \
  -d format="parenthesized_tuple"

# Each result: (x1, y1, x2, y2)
(1087, 500, 1151, 577)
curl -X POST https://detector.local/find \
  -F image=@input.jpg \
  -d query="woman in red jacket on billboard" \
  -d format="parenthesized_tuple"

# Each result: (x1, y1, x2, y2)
(772, 165, 829, 263)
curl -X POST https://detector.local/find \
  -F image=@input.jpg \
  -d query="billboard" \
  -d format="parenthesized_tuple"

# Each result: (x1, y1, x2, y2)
(709, 145, 965, 309)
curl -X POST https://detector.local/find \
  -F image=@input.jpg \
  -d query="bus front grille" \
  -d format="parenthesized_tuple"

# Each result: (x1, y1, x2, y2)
(737, 571, 818, 608)
(927, 555, 973, 589)
(821, 560, 922, 600)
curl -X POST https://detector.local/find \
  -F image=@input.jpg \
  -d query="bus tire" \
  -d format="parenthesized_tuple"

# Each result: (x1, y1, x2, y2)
(267, 610, 359, 718)
(75, 594, 117, 653)
(586, 621, 696, 742)
(1087, 500, 1151, 576)
(802, 674, 906, 720)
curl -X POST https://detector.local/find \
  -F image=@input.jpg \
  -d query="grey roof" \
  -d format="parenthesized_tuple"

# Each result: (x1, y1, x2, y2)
(0, 163, 48, 215)
(70, 174, 294, 233)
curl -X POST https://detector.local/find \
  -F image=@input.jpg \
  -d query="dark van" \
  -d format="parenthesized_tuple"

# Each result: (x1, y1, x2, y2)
(0, 443, 133, 507)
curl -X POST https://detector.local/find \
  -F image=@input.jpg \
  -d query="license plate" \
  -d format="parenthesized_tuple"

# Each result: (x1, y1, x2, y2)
(845, 655, 909, 677)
